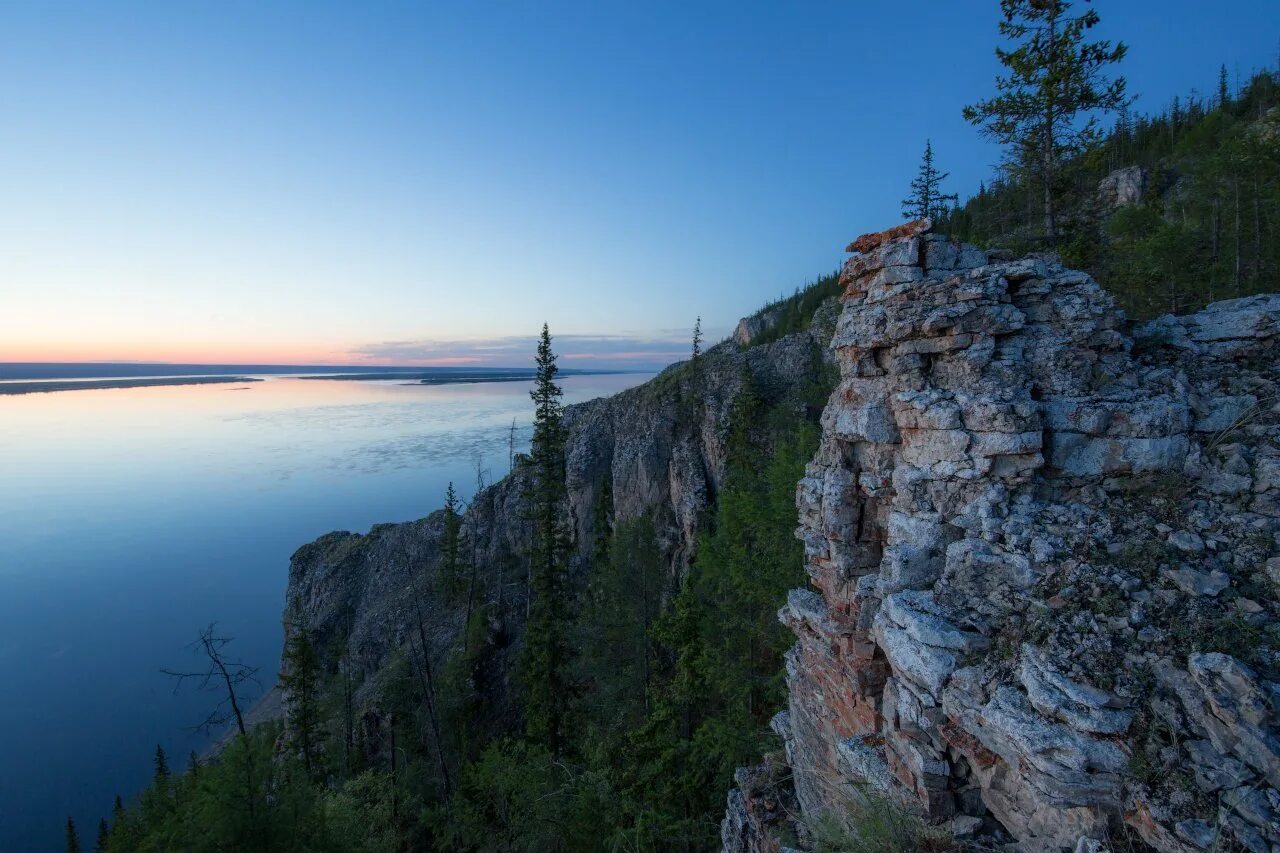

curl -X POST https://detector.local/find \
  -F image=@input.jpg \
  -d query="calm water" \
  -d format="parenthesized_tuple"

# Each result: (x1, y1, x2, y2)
(0, 373, 649, 851)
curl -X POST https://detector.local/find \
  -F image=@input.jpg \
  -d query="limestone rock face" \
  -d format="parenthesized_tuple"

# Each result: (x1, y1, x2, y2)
(283, 301, 835, 740)
(724, 223, 1280, 852)
(1098, 166, 1148, 208)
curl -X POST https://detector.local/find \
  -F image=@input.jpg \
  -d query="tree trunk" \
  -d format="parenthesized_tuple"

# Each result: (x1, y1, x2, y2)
(1234, 174, 1242, 294)
(410, 592, 454, 797)
(344, 665, 353, 773)
(389, 716, 398, 824)
(1211, 194, 1221, 302)
(1253, 174, 1262, 287)
(464, 522, 478, 645)
(641, 556, 651, 716)
(1042, 10, 1058, 248)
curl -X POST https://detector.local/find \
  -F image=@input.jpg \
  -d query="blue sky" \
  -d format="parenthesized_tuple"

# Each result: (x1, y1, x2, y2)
(2, 1, 1276, 368)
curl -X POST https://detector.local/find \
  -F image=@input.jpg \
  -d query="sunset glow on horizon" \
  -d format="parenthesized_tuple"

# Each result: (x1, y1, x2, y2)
(3, 2, 1273, 371)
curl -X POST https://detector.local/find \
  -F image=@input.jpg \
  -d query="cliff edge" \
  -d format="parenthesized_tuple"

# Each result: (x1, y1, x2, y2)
(724, 221, 1280, 852)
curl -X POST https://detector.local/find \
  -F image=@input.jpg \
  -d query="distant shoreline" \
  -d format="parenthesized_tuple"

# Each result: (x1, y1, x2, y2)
(0, 376, 263, 395)
(0, 368, 643, 395)
(0, 362, 643, 381)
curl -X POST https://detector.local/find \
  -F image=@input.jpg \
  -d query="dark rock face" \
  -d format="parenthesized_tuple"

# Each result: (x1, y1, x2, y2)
(725, 223, 1280, 852)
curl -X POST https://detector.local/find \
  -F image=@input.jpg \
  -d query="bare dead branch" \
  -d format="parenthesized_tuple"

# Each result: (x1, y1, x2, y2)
(161, 623, 260, 737)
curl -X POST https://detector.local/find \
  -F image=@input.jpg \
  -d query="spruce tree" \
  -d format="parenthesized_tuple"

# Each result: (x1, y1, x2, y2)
(152, 745, 169, 782)
(1218, 64, 1231, 108)
(963, 0, 1127, 245)
(691, 317, 703, 360)
(591, 474, 613, 571)
(902, 140, 959, 221)
(279, 622, 322, 777)
(520, 323, 570, 755)
(95, 819, 109, 853)
(65, 817, 81, 853)
(440, 481, 463, 596)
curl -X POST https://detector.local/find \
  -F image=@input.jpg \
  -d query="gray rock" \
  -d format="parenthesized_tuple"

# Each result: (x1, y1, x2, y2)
(1168, 530, 1206, 553)
(1098, 165, 1146, 208)
(1173, 819, 1217, 849)
(1185, 738, 1254, 791)
(950, 814, 983, 839)
(1162, 567, 1230, 596)
(1020, 648, 1134, 735)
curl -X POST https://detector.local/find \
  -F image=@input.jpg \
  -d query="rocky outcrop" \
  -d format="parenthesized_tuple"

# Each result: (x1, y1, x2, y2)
(1099, 166, 1148, 209)
(725, 221, 1280, 852)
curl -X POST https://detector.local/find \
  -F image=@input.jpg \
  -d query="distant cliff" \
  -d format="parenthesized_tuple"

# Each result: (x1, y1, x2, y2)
(724, 221, 1280, 852)
(281, 298, 837, 740)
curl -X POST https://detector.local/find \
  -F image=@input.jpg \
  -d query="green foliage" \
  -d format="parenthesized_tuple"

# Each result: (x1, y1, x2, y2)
(807, 797, 952, 853)
(573, 511, 665, 749)
(317, 772, 401, 853)
(962, 0, 1128, 245)
(608, 375, 822, 848)
(152, 745, 168, 783)
(440, 481, 466, 597)
(429, 738, 622, 852)
(520, 324, 572, 755)
(280, 623, 324, 777)
(944, 68, 1280, 318)
(745, 271, 841, 349)
(902, 140, 959, 221)
(65, 817, 80, 853)
(105, 725, 359, 852)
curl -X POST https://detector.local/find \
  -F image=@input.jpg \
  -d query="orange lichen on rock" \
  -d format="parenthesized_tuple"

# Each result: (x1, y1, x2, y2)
(844, 218, 932, 254)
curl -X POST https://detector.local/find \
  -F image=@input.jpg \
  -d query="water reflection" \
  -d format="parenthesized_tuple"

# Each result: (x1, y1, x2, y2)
(0, 372, 649, 851)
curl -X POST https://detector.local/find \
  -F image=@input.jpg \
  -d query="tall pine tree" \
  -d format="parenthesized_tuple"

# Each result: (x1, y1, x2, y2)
(901, 139, 958, 221)
(440, 481, 464, 596)
(152, 746, 169, 783)
(520, 324, 571, 755)
(279, 619, 322, 777)
(65, 817, 80, 853)
(963, 0, 1127, 245)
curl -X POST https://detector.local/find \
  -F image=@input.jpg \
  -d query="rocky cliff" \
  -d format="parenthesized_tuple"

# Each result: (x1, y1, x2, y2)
(724, 221, 1280, 852)
(282, 302, 835, 734)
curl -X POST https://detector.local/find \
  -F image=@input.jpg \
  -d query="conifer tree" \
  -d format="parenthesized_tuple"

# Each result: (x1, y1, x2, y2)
(440, 481, 463, 596)
(591, 475, 613, 571)
(902, 140, 959, 221)
(1218, 63, 1231, 108)
(153, 745, 169, 782)
(691, 317, 703, 360)
(279, 621, 322, 777)
(65, 817, 80, 853)
(95, 819, 109, 853)
(520, 324, 570, 755)
(963, 0, 1127, 245)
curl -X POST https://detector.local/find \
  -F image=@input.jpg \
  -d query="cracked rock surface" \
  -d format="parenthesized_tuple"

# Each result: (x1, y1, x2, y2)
(724, 221, 1280, 852)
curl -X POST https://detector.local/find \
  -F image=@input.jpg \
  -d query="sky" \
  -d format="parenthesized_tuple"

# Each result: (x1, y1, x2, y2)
(1, 1, 1277, 369)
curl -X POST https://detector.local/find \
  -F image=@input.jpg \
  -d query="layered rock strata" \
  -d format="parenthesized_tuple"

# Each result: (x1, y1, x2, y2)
(725, 221, 1280, 852)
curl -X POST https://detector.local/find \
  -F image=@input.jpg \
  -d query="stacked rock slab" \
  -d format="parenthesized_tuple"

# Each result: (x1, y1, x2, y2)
(724, 221, 1280, 852)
